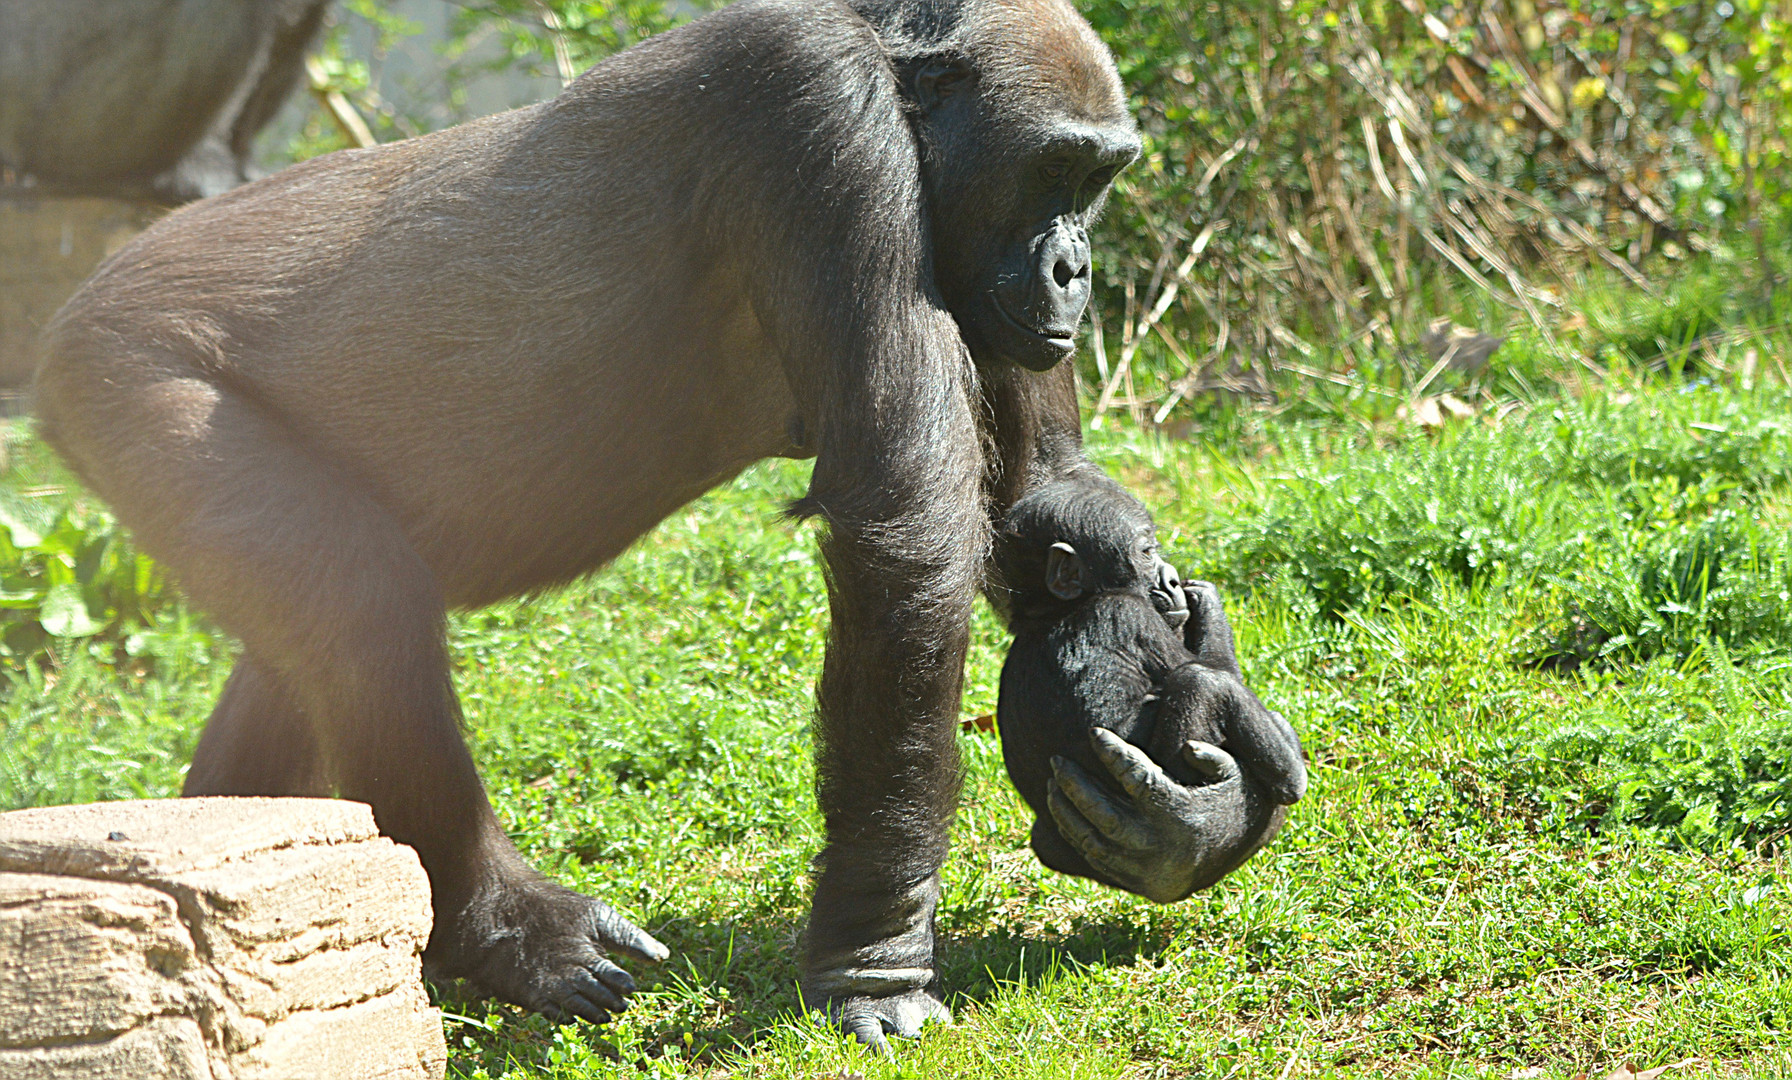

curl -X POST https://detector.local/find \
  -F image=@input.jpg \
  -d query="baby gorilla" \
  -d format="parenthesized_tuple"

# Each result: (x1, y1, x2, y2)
(995, 474, 1307, 901)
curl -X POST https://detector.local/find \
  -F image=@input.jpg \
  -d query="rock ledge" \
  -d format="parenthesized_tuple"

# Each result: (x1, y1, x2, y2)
(0, 797, 446, 1080)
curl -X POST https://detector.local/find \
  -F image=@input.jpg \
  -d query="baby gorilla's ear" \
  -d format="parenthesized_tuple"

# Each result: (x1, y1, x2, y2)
(1046, 542, 1087, 600)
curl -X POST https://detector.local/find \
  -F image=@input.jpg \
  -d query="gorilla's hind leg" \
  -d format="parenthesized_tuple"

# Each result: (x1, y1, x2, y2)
(185, 657, 331, 798)
(36, 360, 664, 1025)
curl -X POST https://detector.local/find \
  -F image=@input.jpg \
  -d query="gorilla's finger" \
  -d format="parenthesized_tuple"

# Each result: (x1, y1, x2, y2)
(1089, 728, 1182, 815)
(556, 990, 613, 1027)
(1078, 844, 1148, 893)
(589, 903, 669, 964)
(570, 969, 629, 1013)
(1051, 755, 1152, 849)
(843, 1011, 891, 1054)
(1181, 739, 1240, 781)
(1222, 700, 1306, 805)
(1047, 783, 1115, 863)
(582, 953, 638, 998)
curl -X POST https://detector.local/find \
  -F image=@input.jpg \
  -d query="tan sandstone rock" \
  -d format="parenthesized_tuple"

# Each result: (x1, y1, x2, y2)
(0, 798, 446, 1080)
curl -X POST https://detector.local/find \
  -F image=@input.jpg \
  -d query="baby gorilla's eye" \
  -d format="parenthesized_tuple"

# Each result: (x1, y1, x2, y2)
(1039, 160, 1070, 184)
(1086, 165, 1118, 191)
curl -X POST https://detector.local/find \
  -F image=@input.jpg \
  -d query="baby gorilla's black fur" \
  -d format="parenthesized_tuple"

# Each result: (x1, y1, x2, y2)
(996, 473, 1306, 895)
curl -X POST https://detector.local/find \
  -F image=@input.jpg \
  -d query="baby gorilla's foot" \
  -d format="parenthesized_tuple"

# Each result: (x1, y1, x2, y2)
(427, 874, 668, 1025)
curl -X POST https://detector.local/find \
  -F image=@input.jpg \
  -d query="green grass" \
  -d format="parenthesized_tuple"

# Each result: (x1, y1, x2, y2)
(3, 377, 1791, 1078)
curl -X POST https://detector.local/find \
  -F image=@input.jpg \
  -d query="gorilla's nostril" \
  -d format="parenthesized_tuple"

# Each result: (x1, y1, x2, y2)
(1052, 259, 1074, 288)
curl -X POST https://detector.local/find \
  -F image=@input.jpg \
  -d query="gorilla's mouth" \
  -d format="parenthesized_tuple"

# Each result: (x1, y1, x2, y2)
(989, 293, 1076, 351)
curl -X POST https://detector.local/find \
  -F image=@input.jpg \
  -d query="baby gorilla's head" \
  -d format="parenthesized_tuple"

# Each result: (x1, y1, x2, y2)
(996, 472, 1185, 627)
(994, 474, 1208, 818)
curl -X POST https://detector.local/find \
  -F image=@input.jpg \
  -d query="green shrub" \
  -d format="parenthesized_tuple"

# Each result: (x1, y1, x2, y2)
(0, 485, 172, 663)
(1176, 388, 1792, 665)
(1502, 703, 1792, 850)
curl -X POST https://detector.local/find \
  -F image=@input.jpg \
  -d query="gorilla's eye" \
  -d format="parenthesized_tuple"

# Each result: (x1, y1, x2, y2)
(1086, 165, 1119, 191)
(1039, 161, 1070, 184)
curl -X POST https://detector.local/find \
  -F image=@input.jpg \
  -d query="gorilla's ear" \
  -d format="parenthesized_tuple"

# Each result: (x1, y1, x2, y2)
(910, 55, 977, 113)
(1046, 542, 1087, 601)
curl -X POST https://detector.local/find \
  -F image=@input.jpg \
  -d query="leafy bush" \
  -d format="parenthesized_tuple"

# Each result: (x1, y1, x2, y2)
(1176, 387, 1792, 664)
(0, 485, 173, 662)
(1077, 0, 1792, 417)
(1537, 483, 1792, 666)
(0, 429, 202, 671)
(1502, 698, 1792, 849)
(1195, 429, 1583, 617)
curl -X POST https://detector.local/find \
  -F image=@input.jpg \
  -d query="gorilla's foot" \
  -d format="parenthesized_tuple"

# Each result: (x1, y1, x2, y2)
(823, 987, 953, 1053)
(427, 874, 668, 1026)
(804, 865, 949, 1052)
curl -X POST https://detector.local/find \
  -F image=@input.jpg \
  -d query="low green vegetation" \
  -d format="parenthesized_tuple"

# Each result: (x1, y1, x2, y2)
(3, 376, 1791, 1077)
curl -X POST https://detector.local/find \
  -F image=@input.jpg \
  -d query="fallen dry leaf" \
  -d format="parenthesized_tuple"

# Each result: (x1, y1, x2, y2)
(960, 713, 996, 734)
(1398, 392, 1477, 429)
(1603, 1058, 1700, 1080)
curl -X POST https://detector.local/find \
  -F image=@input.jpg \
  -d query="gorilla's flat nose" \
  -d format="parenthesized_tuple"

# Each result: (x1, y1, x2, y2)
(1038, 223, 1091, 327)
(1043, 226, 1090, 295)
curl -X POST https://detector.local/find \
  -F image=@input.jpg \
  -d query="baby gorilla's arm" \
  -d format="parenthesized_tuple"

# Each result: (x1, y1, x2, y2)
(1162, 581, 1306, 805)
(1180, 580, 1241, 676)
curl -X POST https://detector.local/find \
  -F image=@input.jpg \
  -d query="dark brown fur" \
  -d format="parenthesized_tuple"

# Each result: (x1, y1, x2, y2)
(36, 0, 1149, 1049)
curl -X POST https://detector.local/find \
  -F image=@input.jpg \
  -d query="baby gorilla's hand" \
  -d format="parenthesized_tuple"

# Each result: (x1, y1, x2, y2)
(1150, 557, 1190, 633)
(1180, 580, 1241, 677)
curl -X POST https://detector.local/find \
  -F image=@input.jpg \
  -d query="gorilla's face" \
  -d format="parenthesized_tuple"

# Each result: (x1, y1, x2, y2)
(908, 7, 1140, 372)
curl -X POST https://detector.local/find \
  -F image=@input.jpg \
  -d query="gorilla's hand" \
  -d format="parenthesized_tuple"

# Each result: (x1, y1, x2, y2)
(824, 988, 952, 1054)
(1043, 730, 1287, 904)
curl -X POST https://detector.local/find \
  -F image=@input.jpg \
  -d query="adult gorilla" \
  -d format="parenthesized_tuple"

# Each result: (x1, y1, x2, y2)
(37, 0, 1268, 1050)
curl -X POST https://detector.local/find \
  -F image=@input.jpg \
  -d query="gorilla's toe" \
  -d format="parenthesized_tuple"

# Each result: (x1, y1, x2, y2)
(824, 988, 952, 1054)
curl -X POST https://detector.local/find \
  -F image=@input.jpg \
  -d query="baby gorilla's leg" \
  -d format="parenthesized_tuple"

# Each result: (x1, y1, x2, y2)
(1154, 665, 1306, 805)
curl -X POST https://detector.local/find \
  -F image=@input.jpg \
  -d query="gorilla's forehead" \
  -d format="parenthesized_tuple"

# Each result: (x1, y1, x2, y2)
(970, 0, 1135, 128)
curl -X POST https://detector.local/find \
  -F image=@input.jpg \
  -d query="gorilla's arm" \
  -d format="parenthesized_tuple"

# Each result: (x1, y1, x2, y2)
(721, 9, 991, 1050)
